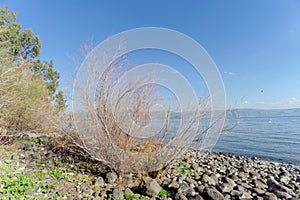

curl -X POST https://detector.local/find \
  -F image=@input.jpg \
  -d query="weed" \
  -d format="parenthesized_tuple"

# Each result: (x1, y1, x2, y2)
(107, 192, 113, 200)
(175, 161, 193, 175)
(158, 188, 170, 196)
(62, 172, 75, 182)
(31, 138, 40, 144)
(0, 172, 36, 195)
(40, 183, 56, 193)
(78, 174, 92, 183)
(124, 193, 145, 200)
(48, 169, 63, 179)
(53, 157, 64, 167)
(34, 170, 45, 180)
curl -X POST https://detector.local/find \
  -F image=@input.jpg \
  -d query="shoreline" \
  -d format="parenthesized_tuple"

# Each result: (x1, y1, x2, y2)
(0, 133, 299, 199)
(211, 150, 300, 168)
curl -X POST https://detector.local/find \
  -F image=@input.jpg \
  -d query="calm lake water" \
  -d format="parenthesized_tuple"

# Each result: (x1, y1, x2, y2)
(213, 116, 300, 166)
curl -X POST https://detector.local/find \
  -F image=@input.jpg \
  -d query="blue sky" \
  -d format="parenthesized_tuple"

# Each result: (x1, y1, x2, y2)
(2, 0, 300, 109)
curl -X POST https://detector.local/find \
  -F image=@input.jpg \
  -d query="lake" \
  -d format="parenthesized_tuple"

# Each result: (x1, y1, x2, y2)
(213, 116, 300, 166)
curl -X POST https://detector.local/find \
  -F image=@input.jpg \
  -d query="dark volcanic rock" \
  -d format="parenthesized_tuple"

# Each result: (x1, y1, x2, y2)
(139, 177, 162, 197)
(202, 187, 225, 200)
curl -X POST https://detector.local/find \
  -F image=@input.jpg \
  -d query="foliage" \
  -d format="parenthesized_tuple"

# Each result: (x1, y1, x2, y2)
(0, 172, 36, 196)
(0, 6, 65, 111)
(40, 183, 56, 193)
(30, 138, 40, 144)
(0, 6, 66, 133)
(0, 61, 63, 133)
(33, 170, 46, 180)
(48, 169, 63, 179)
(158, 188, 170, 196)
(124, 193, 145, 200)
(175, 161, 193, 175)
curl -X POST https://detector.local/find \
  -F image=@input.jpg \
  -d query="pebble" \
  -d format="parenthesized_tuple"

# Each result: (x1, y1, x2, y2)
(113, 185, 124, 199)
(139, 177, 162, 197)
(94, 177, 104, 187)
(1, 134, 300, 200)
(105, 172, 117, 184)
(203, 187, 225, 200)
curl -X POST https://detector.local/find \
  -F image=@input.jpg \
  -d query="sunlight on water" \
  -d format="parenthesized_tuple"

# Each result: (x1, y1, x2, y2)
(213, 116, 300, 165)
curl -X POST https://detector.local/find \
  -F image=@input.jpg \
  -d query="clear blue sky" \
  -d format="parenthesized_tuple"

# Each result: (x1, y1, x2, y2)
(2, 0, 300, 109)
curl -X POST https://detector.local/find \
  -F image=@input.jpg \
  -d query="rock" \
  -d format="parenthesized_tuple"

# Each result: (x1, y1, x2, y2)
(217, 183, 233, 193)
(229, 174, 239, 181)
(113, 185, 124, 199)
(139, 177, 162, 197)
(29, 152, 41, 161)
(234, 185, 245, 193)
(228, 167, 238, 175)
(279, 175, 290, 185)
(186, 177, 198, 186)
(202, 174, 216, 186)
(196, 185, 205, 193)
(178, 182, 193, 196)
(240, 182, 251, 189)
(231, 190, 242, 197)
(224, 177, 236, 187)
(264, 192, 278, 200)
(274, 190, 292, 199)
(105, 172, 118, 184)
(168, 180, 179, 189)
(253, 188, 265, 195)
(66, 195, 74, 200)
(41, 134, 52, 143)
(124, 188, 133, 195)
(202, 187, 225, 200)
(94, 177, 104, 187)
(267, 178, 293, 194)
(253, 179, 267, 189)
(187, 194, 204, 200)
(210, 174, 219, 183)
(238, 172, 248, 181)
(240, 191, 252, 199)
(22, 132, 39, 139)
(175, 192, 188, 200)
(250, 170, 260, 178)
(122, 175, 135, 188)
(23, 142, 37, 151)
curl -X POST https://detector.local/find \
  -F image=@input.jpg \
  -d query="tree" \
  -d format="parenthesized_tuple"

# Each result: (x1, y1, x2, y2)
(0, 6, 65, 108)
(0, 6, 65, 133)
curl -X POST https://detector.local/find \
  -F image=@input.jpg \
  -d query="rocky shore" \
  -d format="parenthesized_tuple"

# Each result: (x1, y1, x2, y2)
(0, 133, 299, 199)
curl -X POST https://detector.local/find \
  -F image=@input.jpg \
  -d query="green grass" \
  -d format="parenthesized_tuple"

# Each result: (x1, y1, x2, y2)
(48, 169, 63, 179)
(0, 172, 36, 196)
(34, 170, 46, 180)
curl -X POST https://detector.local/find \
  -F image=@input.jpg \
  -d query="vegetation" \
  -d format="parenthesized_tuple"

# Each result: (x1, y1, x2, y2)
(124, 193, 146, 200)
(0, 6, 65, 133)
(174, 161, 193, 175)
(158, 188, 170, 196)
(72, 40, 204, 174)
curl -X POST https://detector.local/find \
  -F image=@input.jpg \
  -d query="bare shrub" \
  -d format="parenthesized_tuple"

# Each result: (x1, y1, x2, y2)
(72, 44, 207, 173)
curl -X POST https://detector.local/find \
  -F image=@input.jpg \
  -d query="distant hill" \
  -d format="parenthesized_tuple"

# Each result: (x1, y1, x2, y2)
(226, 108, 300, 118)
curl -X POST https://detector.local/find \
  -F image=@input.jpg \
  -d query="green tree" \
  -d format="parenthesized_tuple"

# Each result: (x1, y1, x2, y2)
(0, 6, 65, 108)
(0, 6, 65, 133)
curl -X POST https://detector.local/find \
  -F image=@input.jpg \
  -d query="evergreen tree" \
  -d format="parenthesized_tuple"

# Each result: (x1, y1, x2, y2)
(0, 6, 65, 109)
